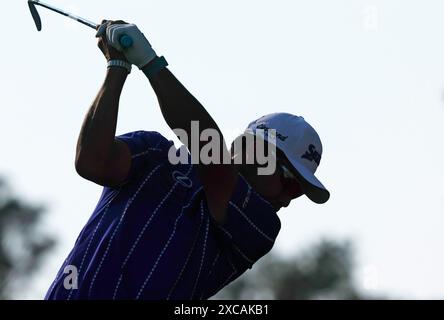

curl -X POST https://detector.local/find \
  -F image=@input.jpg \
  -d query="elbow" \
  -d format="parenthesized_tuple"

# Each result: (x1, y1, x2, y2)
(75, 157, 91, 179)
(74, 158, 107, 186)
(74, 154, 100, 180)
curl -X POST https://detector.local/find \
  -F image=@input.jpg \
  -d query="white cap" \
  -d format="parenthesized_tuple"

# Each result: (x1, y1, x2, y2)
(246, 113, 330, 204)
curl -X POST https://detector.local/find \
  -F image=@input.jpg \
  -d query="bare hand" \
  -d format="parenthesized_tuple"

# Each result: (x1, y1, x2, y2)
(96, 20, 129, 62)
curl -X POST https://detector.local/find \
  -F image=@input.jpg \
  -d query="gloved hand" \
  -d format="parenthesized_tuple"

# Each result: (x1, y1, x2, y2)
(106, 23, 157, 69)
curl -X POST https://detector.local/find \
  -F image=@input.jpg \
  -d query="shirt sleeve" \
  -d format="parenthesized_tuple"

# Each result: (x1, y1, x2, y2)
(214, 174, 281, 272)
(115, 130, 175, 184)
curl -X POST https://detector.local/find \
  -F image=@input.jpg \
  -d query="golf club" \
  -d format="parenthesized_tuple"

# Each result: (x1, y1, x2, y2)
(27, 0, 133, 48)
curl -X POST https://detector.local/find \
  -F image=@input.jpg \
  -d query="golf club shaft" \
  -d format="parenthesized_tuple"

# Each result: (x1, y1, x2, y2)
(30, 0, 98, 30)
(28, 0, 133, 48)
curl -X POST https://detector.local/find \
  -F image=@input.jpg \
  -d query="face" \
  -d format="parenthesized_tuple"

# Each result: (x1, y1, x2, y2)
(243, 156, 305, 211)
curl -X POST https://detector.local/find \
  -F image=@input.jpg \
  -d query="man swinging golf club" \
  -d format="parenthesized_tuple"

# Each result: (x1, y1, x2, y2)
(45, 20, 330, 300)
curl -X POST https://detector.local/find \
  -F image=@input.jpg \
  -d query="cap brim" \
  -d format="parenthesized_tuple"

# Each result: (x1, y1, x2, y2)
(242, 130, 330, 203)
(287, 157, 330, 204)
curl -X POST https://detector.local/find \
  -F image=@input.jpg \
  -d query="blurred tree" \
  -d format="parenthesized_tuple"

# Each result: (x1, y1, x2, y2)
(213, 239, 370, 300)
(0, 177, 55, 299)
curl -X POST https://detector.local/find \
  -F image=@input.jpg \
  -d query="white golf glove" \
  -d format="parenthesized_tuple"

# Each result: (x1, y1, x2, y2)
(107, 24, 157, 69)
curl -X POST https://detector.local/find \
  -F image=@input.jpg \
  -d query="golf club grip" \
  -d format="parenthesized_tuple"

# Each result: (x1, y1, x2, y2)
(119, 35, 133, 48)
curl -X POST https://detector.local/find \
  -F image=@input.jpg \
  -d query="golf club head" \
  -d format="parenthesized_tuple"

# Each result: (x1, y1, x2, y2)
(28, 1, 42, 31)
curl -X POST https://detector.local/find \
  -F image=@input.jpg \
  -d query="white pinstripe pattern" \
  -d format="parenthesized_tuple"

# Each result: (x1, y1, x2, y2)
(121, 165, 193, 270)
(66, 190, 121, 300)
(242, 186, 252, 209)
(217, 226, 255, 264)
(255, 195, 276, 211)
(132, 148, 162, 159)
(113, 185, 202, 299)
(46, 258, 68, 298)
(214, 255, 238, 296)
(49, 191, 120, 298)
(199, 250, 221, 300)
(113, 274, 123, 300)
(131, 134, 163, 159)
(238, 174, 275, 211)
(218, 225, 233, 240)
(209, 251, 221, 274)
(166, 197, 205, 300)
(132, 167, 195, 300)
(87, 164, 163, 298)
(232, 243, 254, 264)
(190, 204, 209, 299)
(228, 201, 275, 243)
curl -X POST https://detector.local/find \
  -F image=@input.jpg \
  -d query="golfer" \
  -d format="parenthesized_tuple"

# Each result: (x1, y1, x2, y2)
(45, 20, 330, 300)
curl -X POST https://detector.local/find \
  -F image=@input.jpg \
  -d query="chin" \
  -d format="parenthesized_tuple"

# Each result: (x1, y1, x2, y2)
(270, 202, 282, 212)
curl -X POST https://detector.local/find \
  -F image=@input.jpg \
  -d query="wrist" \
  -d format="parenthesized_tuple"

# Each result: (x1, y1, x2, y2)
(107, 60, 132, 74)
(141, 56, 168, 79)
(105, 67, 129, 88)
(141, 55, 159, 69)
(106, 66, 129, 77)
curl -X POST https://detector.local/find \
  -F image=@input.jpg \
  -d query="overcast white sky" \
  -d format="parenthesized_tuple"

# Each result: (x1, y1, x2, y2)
(1, 0, 443, 299)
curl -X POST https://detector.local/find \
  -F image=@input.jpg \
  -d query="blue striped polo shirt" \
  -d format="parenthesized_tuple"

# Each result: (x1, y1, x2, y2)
(45, 130, 281, 300)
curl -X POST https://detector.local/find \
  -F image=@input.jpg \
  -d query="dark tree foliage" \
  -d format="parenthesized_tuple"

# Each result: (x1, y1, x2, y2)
(0, 178, 55, 299)
(213, 239, 370, 300)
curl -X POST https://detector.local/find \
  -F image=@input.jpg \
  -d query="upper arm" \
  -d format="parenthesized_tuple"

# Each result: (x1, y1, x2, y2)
(76, 131, 173, 187)
(75, 138, 131, 187)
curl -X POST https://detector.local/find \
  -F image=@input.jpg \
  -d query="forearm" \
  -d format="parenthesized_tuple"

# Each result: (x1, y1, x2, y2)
(145, 64, 226, 154)
(145, 63, 238, 225)
(76, 68, 128, 168)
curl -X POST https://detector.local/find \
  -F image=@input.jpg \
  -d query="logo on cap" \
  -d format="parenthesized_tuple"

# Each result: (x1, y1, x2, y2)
(301, 144, 321, 166)
(256, 123, 288, 141)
